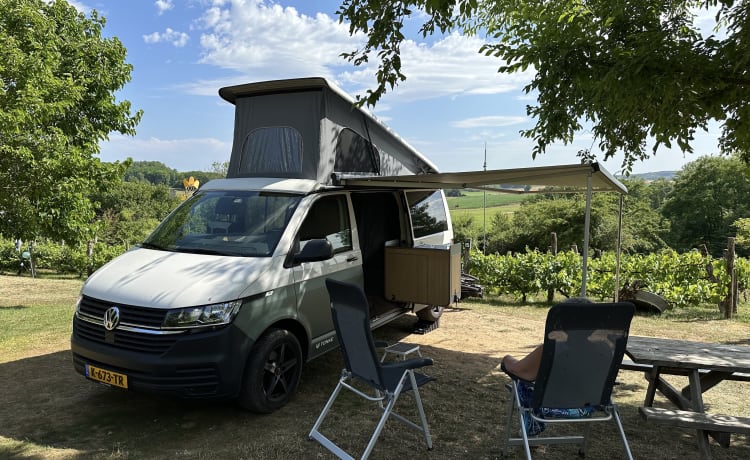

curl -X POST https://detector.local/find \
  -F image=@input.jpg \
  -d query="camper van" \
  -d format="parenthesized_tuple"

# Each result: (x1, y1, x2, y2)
(71, 77, 461, 413)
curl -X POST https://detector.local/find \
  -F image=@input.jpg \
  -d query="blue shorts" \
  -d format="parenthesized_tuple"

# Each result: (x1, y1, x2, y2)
(517, 381, 594, 435)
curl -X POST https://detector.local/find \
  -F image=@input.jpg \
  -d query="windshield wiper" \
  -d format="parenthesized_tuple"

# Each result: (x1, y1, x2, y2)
(140, 242, 171, 251)
(183, 248, 231, 256)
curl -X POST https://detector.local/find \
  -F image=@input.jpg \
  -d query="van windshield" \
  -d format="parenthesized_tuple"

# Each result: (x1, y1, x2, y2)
(143, 190, 302, 257)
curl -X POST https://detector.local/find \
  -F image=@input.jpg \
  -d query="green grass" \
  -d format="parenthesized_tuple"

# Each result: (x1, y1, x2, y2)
(3, 275, 750, 459)
(450, 205, 520, 223)
(0, 275, 82, 363)
(447, 191, 525, 225)
(446, 190, 527, 209)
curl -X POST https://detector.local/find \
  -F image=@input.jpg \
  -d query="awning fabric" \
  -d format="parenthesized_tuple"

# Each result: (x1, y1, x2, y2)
(337, 162, 627, 195)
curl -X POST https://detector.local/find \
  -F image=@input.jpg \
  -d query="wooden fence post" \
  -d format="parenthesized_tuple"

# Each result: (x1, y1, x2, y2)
(725, 238, 736, 319)
(548, 232, 557, 302)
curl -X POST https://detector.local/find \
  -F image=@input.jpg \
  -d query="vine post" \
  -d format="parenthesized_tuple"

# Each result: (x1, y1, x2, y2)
(548, 232, 557, 302)
(725, 238, 737, 318)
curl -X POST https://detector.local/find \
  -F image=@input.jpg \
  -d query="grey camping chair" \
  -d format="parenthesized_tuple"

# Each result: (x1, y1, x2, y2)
(502, 301, 635, 459)
(309, 279, 435, 460)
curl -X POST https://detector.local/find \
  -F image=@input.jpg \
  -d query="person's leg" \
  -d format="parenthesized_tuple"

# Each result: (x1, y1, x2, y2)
(502, 344, 543, 381)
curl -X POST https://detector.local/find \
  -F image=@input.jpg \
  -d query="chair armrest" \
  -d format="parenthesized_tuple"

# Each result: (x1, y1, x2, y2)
(382, 357, 433, 372)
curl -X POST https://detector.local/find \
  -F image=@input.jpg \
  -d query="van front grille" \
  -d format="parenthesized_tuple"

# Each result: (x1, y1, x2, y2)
(74, 296, 179, 354)
(78, 296, 166, 328)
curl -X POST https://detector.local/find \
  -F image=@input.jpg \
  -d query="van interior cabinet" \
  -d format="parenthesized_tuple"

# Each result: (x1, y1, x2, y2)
(384, 244, 461, 306)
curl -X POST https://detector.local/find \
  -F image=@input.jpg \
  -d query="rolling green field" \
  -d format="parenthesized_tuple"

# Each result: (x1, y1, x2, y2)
(446, 190, 527, 209)
(447, 190, 526, 222)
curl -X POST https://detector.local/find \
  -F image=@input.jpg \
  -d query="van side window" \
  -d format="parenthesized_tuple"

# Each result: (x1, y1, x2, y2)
(298, 195, 352, 253)
(406, 190, 449, 238)
(240, 126, 303, 175)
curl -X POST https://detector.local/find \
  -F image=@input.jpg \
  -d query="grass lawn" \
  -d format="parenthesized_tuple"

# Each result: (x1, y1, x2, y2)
(1, 274, 750, 459)
(446, 190, 528, 209)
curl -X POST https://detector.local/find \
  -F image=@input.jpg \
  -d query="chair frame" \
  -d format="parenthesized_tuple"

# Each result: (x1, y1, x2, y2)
(309, 279, 434, 460)
(502, 301, 635, 460)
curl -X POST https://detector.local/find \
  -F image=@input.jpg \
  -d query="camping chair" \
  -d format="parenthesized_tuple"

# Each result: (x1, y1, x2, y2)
(502, 301, 635, 460)
(309, 279, 435, 460)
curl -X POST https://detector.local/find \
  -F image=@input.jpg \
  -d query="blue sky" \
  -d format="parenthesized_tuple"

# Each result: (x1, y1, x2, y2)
(73, 0, 721, 176)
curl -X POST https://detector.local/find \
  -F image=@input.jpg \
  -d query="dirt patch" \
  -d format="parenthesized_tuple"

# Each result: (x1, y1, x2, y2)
(1, 294, 750, 459)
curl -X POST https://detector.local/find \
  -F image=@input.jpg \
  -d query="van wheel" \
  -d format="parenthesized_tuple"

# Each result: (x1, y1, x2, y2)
(238, 328, 303, 413)
(416, 305, 444, 322)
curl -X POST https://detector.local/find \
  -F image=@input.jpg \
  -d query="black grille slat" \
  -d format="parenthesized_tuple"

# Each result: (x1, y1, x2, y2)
(78, 296, 166, 328)
(75, 296, 179, 354)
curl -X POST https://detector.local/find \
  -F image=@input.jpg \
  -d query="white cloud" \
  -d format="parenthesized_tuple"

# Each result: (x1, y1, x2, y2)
(196, 0, 358, 82)
(143, 28, 190, 47)
(352, 33, 532, 103)
(453, 115, 527, 129)
(99, 135, 231, 172)
(155, 0, 174, 15)
(193, 1, 530, 103)
(66, 1, 90, 13)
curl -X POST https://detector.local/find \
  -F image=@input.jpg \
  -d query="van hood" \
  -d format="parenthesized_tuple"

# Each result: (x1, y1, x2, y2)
(83, 248, 284, 309)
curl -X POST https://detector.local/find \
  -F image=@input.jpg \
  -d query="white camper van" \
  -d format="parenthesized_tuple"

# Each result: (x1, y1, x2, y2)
(71, 78, 461, 413)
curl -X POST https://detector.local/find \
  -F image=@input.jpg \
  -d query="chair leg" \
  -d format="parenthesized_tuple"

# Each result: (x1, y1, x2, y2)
(612, 406, 634, 460)
(309, 380, 344, 438)
(362, 395, 399, 460)
(518, 408, 533, 460)
(408, 371, 433, 449)
(311, 370, 433, 460)
(308, 379, 355, 460)
(371, 372, 433, 449)
(504, 381, 533, 460)
(502, 385, 516, 457)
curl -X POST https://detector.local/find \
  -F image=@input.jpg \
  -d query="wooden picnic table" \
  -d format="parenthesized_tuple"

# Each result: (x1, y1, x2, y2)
(625, 335, 750, 459)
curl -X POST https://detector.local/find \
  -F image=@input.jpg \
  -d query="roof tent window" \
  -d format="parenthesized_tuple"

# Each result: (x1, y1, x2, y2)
(240, 126, 303, 176)
(334, 128, 380, 174)
(406, 190, 449, 239)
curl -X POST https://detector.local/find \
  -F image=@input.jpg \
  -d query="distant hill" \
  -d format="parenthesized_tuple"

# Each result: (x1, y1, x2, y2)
(624, 171, 677, 181)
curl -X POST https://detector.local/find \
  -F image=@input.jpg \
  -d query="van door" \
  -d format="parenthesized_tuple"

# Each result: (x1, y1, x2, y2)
(292, 194, 362, 358)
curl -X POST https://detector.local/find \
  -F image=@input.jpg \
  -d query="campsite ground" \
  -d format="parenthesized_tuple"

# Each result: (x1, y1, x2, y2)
(1, 275, 750, 459)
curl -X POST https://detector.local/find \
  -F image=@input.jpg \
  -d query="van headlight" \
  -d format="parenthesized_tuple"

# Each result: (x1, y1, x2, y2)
(162, 300, 242, 329)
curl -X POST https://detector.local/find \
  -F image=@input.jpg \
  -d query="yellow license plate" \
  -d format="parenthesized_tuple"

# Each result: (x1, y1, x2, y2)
(85, 364, 128, 389)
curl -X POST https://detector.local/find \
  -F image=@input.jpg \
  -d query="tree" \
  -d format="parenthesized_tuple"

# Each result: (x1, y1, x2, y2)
(502, 178, 667, 254)
(92, 181, 181, 247)
(124, 161, 179, 186)
(338, 0, 750, 171)
(661, 156, 750, 256)
(0, 0, 141, 244)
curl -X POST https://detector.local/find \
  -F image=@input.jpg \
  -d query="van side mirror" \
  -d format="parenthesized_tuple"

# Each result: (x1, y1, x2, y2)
(294, 239, 334, 264)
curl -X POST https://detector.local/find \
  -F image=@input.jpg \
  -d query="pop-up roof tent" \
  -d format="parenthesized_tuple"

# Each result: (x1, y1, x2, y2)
(219, 77, 438, 182)
(218, 77, 628, 299)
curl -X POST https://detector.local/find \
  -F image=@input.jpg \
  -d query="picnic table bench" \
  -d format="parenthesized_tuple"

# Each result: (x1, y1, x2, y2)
(624, 336, 750, 459)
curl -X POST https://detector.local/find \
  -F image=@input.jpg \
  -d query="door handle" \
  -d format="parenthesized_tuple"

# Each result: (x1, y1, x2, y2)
(346, 255, 359, 262)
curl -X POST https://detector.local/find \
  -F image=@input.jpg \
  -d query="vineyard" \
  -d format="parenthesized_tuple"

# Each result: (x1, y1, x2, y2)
(466, 248, 750, 310)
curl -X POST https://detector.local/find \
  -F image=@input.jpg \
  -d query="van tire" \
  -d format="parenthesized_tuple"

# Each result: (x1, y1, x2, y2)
(237, 328, 303, 413)
(416, 305, 444, 322)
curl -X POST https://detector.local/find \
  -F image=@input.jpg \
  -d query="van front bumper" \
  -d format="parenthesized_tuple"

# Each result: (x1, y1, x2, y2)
(70, 316, 254, 400)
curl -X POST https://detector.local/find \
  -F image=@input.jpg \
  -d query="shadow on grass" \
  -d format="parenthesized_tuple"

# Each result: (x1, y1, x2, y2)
(1, 313, 749, 459)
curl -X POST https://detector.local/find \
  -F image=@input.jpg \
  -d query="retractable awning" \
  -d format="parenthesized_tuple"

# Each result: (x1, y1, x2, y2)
(337, 162, 627, 300)
(337, 162, 627, 194)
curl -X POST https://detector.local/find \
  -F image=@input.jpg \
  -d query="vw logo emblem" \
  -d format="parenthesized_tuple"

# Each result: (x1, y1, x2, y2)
(103, 307, 120, 331)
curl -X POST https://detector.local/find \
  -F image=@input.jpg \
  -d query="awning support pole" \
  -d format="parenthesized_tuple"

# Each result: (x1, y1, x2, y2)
(581, 173, 592, 297)
(615, 194, 623, 302)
